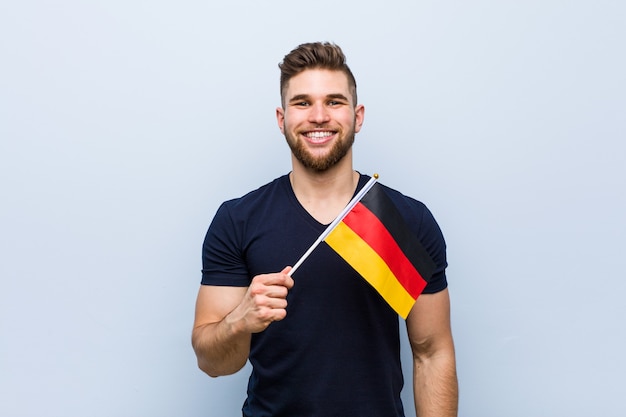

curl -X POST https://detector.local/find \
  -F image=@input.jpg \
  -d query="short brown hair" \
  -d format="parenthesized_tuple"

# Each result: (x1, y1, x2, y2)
(279, 42, 357, 106)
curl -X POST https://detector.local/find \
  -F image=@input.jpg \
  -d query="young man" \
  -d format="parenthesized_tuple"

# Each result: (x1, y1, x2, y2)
(192, 42, 458, 417)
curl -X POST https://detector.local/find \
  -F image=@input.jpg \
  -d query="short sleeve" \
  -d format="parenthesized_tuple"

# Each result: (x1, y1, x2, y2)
(201, 202, 251, 287)
(417, 204, 448, 294)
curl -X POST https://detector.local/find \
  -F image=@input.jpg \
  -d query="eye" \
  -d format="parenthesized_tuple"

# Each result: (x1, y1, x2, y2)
(327, 99, 347, 107)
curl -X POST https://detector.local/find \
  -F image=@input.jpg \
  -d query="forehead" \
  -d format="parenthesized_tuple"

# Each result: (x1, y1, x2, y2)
(285, 69, 352, 99)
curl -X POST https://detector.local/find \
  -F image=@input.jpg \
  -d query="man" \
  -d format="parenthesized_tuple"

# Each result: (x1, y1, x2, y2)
(192, 42, 458, 417)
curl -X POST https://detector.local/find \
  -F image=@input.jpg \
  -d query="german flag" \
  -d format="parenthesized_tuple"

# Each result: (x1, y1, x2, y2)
(324, 181, 436, 319)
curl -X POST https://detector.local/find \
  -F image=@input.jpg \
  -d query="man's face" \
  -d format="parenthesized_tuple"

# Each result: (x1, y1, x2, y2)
(277, 69, 364, 171)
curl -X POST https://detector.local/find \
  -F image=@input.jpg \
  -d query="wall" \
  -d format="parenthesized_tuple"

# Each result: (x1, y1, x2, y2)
(1, 1, 624, 416)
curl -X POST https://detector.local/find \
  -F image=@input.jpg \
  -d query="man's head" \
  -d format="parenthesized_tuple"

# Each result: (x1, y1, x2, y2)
(276, 43, 364, 173)
(279, 42, 357, 108)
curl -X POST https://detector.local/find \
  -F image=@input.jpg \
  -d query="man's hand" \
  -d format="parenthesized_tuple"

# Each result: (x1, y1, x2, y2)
(192, 266, 295, 377)
(227, 266, 295, 334)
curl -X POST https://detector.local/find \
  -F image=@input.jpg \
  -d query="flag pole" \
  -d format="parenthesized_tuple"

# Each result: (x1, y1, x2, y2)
(288, 174, 379, 277)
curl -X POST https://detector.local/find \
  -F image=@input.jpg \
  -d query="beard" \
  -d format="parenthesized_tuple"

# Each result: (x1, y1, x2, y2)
(284, 124, 356, 172)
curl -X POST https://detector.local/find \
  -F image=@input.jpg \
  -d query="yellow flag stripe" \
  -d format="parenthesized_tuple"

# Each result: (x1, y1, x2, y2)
(325, 222, 416, 318)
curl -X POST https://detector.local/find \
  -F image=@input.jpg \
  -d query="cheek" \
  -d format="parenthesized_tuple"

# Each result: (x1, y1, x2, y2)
(341, 114, 357, 129)
(281, 114, 300, 133)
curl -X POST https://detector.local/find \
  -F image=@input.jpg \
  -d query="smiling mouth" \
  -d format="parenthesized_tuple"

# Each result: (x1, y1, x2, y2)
(303, 130, 336, 143)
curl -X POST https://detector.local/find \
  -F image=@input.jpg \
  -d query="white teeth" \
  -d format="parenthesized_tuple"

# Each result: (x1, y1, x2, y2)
(306, 131, 333, 138)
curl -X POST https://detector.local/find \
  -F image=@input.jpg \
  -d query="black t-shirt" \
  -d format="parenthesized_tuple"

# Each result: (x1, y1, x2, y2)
(202, 174, 448, 417)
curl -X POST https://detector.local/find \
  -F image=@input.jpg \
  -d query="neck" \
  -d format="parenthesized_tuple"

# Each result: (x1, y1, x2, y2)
(289, 157, 359, 225)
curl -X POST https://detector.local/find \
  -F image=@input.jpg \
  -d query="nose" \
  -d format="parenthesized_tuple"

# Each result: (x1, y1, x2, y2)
(308, 102, 330, 125)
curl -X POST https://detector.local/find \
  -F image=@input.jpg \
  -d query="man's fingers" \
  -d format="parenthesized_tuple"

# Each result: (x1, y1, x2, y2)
(239, 267, 294, 331)
(251, 268, 294, 290)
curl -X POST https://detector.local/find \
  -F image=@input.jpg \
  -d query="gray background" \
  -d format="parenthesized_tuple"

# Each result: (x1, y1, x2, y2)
(1, 1, 624, 416)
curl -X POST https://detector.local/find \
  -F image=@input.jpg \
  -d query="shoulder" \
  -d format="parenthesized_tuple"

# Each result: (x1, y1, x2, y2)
(371, 177, 448, 293)
(216, 175, 290, 220)
(379, 183, 427, 211)
(223, 175, 288, 208)
(201, 175, 291, 286)
(377, 182, 434, 230)
(206, 174, 290, 245)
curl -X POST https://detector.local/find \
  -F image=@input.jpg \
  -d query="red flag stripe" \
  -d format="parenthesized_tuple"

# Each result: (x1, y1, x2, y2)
(342, 202, 427, 298)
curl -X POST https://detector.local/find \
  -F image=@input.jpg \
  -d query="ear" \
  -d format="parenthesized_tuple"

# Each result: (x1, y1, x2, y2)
(354, 104, 365, 134)
(276, 107, 285, 134)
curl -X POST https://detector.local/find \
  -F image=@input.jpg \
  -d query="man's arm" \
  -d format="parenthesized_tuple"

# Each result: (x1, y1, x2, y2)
(191, 267, 294, 377)
(406, 288, 458, 417)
